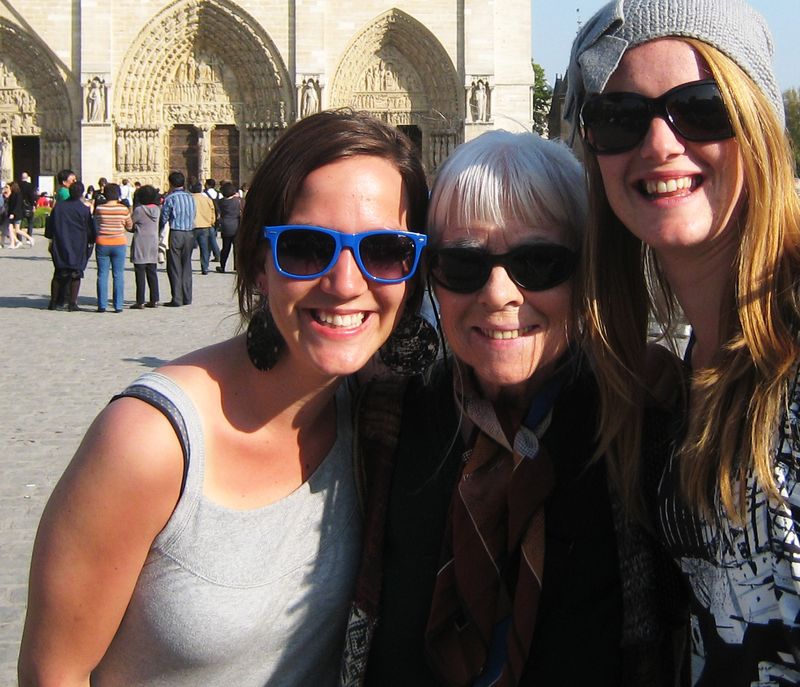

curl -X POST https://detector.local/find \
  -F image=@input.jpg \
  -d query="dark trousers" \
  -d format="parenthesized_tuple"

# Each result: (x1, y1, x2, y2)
(23, 213, 34, 237)
(194, 227, 213, 273)
(166, 230, 193, 305)
(210, 229, 221, 260)
(220, 235, 236, 271)
(134, 263, 159, 305)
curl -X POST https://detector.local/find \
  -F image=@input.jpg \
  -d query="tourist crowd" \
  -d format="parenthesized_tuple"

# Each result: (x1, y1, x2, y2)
(0, 170, 245, 312)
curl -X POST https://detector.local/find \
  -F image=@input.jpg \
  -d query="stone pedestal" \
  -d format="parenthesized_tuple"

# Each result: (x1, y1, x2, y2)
(80, 123, 114, 188)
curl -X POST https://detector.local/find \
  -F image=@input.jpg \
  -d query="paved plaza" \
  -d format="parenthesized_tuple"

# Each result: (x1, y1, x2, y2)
(0, 233, 239, 683)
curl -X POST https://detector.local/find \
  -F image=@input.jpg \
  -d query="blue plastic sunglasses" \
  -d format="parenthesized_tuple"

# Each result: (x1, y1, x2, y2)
(263, 224, 427, 284)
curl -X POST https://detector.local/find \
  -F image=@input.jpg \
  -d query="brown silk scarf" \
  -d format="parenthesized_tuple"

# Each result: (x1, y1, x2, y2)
(425, 373, 557, 687)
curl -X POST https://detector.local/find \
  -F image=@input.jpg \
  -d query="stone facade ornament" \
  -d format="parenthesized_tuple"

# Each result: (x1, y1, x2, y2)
(85, 76, 108, 123)
(467, 77, 492, 123)
(112, 0, 293, 182)
(299, 77, 321, 118)
(329, 8, 462, 173)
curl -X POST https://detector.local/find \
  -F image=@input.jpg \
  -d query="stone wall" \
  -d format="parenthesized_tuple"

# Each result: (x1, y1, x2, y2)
(0, 0, 534, 189)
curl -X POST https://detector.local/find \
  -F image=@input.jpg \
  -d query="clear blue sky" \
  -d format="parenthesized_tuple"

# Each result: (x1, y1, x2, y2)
(532, 0, 799, 92)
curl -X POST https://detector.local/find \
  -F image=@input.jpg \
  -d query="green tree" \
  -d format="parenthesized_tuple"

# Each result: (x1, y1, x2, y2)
(531, 61, 553, 136)
(784, 88, 800, 176)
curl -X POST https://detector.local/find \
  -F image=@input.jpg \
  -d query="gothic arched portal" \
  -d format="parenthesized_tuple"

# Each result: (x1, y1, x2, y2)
(330, 8, 463, 173)
(0, 19, 75, 181)
(114, 0, 292, 186)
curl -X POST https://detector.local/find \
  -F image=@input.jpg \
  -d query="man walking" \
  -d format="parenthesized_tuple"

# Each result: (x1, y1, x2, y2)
(159, 171, 196, 307)
(190, 182, 216, 275)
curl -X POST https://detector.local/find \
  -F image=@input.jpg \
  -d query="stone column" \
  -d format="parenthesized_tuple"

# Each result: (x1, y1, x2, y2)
(79, 1, 114, 183)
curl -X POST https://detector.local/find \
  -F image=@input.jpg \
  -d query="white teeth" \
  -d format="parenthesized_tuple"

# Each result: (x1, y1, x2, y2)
(482, 326, 533, 340)
(316, 311, 365, 327)
(645, 176, 693, 195)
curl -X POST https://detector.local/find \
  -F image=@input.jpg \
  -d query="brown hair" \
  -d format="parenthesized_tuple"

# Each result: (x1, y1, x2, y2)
(235, 109, 429, 322)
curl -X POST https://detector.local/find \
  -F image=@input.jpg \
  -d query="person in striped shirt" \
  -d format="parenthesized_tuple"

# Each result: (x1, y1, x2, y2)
(93, 183, 132, 313)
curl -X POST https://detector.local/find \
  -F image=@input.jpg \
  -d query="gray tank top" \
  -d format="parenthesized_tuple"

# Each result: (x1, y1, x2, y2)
(91, 372, 361, 686)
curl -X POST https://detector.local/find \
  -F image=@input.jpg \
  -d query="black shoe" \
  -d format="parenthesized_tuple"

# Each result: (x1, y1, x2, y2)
(113, 309, 123, 313)
(163, 301, 182, 307)
(211, 257, 219, 262)
(146, 302, 158, 308)
(215, 266, 225, 273)
(97, 307, 106, 313)
(68, 304, 80, 312)
(201, 270, 209, 275)
(130, 303, 144, 310)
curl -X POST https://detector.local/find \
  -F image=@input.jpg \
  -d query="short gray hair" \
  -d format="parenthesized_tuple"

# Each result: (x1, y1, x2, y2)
(428, 130, 587, 248)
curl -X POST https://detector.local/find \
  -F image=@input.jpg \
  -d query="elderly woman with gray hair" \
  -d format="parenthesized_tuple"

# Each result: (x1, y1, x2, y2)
(566, 1, 800, 684)
(340, 130, 685, 687)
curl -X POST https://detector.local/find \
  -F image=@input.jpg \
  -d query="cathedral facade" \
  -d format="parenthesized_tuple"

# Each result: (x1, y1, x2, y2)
(0, 0, 534, 189)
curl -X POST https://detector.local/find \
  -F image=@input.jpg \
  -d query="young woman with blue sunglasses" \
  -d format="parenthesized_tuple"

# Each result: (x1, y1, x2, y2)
(19, 110, 429, 686)
(566, 1, 800, 684)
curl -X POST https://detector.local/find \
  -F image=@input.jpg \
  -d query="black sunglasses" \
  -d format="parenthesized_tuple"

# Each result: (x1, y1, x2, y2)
(580, 79, 734, 155)
(428, 244, 578, 294)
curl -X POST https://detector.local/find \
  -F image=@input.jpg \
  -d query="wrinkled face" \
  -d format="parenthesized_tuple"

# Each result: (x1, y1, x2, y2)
(595, 39, 744, 262)
(257, 155, 411, 381)
(433, 218, 575, 404)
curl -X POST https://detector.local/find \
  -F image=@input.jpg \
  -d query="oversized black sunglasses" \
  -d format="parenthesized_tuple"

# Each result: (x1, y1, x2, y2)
(428, 244, 578, 294)
(263, 225, 427, 283)
(580, 79, 734, 155)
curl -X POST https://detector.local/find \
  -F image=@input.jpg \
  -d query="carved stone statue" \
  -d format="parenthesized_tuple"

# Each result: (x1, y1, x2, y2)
(474, 80, 488, 122)
(301, 79, 319, 118)
(0, 132, 9, 178)
(86, 78, 105, 122)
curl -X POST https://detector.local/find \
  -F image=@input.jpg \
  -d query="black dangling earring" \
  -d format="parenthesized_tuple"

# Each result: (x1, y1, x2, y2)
(379, 307, 440, 376)
(246, 302, 285, 371)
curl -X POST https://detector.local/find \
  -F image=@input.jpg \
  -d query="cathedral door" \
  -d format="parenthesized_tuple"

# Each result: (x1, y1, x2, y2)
(12, 136, 40, 182)
(211, 126, 239, 186)
(169, 125, 199, 186)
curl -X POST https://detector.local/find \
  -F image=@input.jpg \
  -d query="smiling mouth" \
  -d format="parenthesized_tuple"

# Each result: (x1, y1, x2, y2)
(640, 175, 699, 198)
(480, 326, 535, 340)
(313, 310, 366, 328)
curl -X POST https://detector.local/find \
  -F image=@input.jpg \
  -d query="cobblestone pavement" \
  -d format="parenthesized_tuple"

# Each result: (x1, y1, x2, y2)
(0, 233, 239, 684)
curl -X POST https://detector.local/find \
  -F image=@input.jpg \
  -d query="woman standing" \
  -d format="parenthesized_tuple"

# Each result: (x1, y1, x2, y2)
(128, 184, 161, 309)
(45, 181, 94, 311)
(216, 180, 242, 273)
(19, 111, 429, 686)
(344, 130, 682, 686)
(93, 182, 132, 313)
(566, 0, 800, 683)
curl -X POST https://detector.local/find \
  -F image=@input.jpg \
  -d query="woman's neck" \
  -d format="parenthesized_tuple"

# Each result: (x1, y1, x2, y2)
(658, 239, 738, 370)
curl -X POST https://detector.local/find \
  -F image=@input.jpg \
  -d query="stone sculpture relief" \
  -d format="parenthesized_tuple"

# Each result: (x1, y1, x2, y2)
(85, 76, 107, 123)
(115, 129, 160, 172)
(468, 78, 491, 123)
(112, 0, 293, 180)
(300, 78, 320, 118)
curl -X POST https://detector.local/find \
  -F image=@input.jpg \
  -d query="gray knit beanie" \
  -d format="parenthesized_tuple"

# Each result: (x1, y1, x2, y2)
(564, 0, 784, 137)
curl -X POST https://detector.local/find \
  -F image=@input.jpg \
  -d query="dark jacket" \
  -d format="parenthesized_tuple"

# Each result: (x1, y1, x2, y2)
(341, 359, 688, 687)
(47, 198, 94, 271)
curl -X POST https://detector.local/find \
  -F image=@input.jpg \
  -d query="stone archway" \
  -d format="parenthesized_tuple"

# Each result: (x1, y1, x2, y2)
(114, 0, 292, 187)
(0, 20, 75, 181)
(329, 8, 463, 174)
